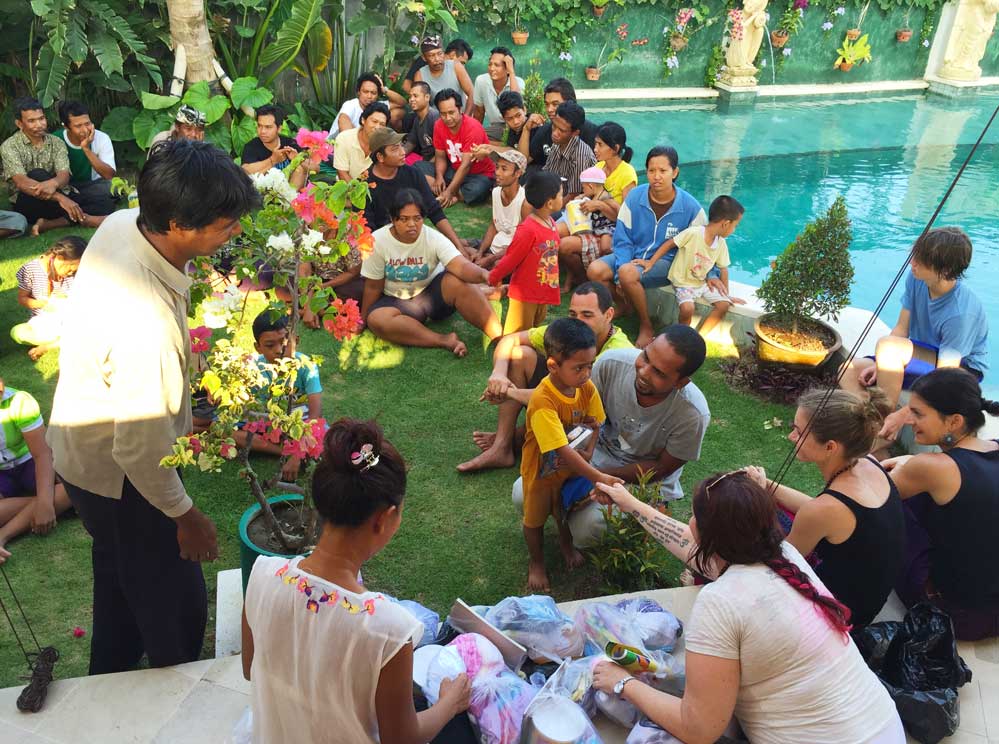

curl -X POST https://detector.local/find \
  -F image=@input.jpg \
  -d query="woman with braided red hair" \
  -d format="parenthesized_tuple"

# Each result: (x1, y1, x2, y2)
(591, 472, 904, 744)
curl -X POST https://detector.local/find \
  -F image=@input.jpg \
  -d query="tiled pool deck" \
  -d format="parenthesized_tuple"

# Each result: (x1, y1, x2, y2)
(1, 583, 996, 744)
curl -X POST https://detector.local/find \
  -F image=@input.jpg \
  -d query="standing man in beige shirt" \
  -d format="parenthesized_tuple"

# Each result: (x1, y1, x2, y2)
(47, 140, 260, 674)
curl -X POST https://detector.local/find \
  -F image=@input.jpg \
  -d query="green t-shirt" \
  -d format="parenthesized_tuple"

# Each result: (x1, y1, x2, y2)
(0, 388, 43, 469)
(52, 128, 92, 183)
(528, 324, 634, 358)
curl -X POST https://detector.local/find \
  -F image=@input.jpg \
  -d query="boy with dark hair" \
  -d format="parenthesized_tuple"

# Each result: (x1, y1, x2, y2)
(644, 194, 747, 336)
(472, 46, 524, 142)
(473, 149, 529, 269)
(54, 100, 118, 217)
(542, 101, 595, 200)
(519, 317, 621, 591)
(241, 104, 312, 189)
(233, 308, 324, 482)
(445, 38, 474, 63)
(403, 81, 440, 178)
(489, 171, 563, 334)
(432, 88, 495, 206)
(497, 91, 528, 150)
(843, 226, 989, 437)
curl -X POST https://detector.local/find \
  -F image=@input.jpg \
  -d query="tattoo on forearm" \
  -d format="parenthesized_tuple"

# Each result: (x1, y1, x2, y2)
(630, 510, 690, 549)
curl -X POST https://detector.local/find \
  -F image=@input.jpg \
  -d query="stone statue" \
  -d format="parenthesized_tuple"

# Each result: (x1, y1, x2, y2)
(940, 0, 999, 81)
(721, 0, 769, 87)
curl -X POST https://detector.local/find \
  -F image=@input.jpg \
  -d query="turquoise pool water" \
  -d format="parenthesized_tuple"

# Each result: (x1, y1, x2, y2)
(587, 93, 999, 385)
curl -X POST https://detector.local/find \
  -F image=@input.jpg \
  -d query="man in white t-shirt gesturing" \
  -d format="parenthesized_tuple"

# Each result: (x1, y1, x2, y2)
(361, 188, 502, 357)
(329, 72, 407, 137)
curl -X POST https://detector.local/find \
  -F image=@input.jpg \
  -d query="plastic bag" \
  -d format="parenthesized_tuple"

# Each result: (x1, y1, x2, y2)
(855, 603, 972, 744)
(545, 655, 602, 718)
(425, 646, 467, 705)
(392, 598, 440, 649)
(614, 598, 683, 651)
(468, 668, 537, 744)
(447, 633, 507, 681)
(224, 706, 253, 744)
(626, 717, 684, 744)
(574, 603, 684, 681)
(596, 689, 642, 728)
(485, 595, 584, 663)
(522, 679, 603, 744)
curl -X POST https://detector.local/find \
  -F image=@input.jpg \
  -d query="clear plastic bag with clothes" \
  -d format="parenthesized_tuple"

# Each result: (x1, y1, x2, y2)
(545, 655, 602, 718)
(393, 598, 440, 649)
(626, 717, 685, 743)
(614, 598, 683, 652)
(447, 632, 507, 681)
(574, 602, 685, 681)
(468, 668, 538, 744)
(484, 595, 584, 663)
(521, 679, 603, 744)
(595, 689, 642, 728)
(425, 645, 467, 705)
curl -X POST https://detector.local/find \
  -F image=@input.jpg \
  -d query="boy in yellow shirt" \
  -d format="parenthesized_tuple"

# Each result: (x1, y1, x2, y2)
(520, 318, 622, 591)
(636, 195, 745, 337)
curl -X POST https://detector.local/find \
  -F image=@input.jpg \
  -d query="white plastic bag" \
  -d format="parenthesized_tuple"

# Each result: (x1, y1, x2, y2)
(615, 598, 683, 651)
(626, 717, 685, 743)
(469, 668, 537, 744)
(425, 645, 466, 705)
(596, 689, 641, 728)
(485, 595, 584, 663)
(224, 706, 253, 744)
(574, 602, 684, 681)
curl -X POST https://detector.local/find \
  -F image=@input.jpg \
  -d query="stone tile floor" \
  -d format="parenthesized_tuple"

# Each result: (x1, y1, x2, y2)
(1, 583, 995, 743)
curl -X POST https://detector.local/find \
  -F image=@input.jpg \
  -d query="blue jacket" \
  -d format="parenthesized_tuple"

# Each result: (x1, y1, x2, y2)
(612, 184, 707, 265)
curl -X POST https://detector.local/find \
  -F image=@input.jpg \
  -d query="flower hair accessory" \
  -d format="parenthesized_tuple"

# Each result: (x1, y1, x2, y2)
(351, 443, 380, 472)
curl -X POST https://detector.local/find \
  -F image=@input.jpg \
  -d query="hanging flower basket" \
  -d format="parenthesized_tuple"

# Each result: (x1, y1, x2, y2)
(770, 29, 789, 48)
(896, 28, 912, 42)
(585, 66, 602, 80)
(669, 33, 688, 51)
(512, 30, 529, 45)
(846, 27, 861, 40)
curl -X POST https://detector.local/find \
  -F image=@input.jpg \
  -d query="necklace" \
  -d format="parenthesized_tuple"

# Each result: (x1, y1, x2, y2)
(825, 460, 857, 489)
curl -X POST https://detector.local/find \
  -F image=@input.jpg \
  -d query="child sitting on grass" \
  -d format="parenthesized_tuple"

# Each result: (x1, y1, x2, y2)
(520, 318, 622, 592)
(639, 195, 745, 338)
(472, 149, 529, 269)
(557, 166, 616, 292)
(0, 378, 73, 564)
(242, 418, 471, 742)
(233, 308, 323, 482)
(11, 235, 87, 360)
(488, 171, 563, 335)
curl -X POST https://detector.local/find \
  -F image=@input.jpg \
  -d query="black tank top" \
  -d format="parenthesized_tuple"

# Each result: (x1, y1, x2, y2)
(815, 458, 906, 627)
(925, 444, 999, 607)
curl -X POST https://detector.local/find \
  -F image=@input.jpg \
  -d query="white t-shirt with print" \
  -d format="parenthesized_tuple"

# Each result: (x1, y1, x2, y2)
(490, 185, 526, 254)
(685, 542, 901, 744)
(362, 225, 462, 299)
(245, 555, 423, 744)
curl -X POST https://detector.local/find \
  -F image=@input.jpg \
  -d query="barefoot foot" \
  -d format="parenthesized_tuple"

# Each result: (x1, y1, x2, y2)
(442, 333, 467, 358)
(561, 545, 585, 570)
(472, 430, 497, 451)
(527, 561, 550, 593)
(0, 543, 9, 565)
(27, 345, 48, 361)
(636, 325, 655, 349)
(456, 444, 516, 473)
(30, 219, 45, 237)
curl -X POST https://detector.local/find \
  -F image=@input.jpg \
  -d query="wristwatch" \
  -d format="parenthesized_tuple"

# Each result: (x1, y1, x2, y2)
(613, 675, 636, 698)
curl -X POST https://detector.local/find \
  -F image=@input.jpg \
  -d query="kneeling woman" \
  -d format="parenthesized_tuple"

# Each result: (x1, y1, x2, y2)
(242, 419, 471, 742)
(750, 389, 905, 627)
(886, 368, 999, 640)
(592, 473, 904, 744)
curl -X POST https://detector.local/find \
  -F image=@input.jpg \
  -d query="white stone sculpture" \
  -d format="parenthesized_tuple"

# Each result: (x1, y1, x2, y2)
(721, 0, 769, 87)
(939, 0, 999, 81)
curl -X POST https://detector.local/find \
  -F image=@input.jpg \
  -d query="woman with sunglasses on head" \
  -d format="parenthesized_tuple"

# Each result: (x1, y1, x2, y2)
(592, 472, 905, 744)
(743, 388, 906, 628)
(883, 367, 999, 641)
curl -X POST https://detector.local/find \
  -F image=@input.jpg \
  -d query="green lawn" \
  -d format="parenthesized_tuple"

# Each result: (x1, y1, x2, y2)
(0, 205, 823, 687)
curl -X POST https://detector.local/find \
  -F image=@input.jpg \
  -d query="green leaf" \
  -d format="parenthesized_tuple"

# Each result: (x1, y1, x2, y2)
(66, 13, 88, 65)
(35, 44, 69, 107)
(205, 119, 233, 154)
(183, 82, 232, 125)
(235, 24, 256, 38)
(230, 115, 258, 157)
(101, 106, 138, 141)
(89, 27, 124, 77)
(230, 77, 274, 109)
(346, 8, 386, 35)
(142, 91, 181, 110)
(303, 19, 332, 73)
(133, 108, 172, 149)
(202, 371, 222, 397)
(260, 0, 323, 69)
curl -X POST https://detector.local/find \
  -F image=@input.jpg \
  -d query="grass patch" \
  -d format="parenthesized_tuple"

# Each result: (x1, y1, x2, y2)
(0, 205, 823, 686)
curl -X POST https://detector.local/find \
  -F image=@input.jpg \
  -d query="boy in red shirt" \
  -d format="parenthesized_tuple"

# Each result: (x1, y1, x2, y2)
(489, 171, 563, 334)
(432, 88, 495, 208)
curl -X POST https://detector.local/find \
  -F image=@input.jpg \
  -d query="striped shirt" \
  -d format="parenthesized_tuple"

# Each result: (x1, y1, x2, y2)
(16, 258, 73, 316)
(542, 136, 596, 197)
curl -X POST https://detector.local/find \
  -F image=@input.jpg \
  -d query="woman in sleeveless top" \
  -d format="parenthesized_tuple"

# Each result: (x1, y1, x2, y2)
(748, 389, 906, 627)
(884, 368, 999, 640)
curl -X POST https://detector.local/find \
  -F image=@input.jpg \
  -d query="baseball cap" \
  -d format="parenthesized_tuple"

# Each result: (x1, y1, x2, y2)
(368, 127, 406, 155)
(580, 166, 606, 184)
(176, 105, 206, 127)
(489, 149, 527, 171)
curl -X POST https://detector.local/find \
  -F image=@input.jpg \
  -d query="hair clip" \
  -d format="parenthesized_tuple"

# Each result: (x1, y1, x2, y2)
(350, 443, 380, 472)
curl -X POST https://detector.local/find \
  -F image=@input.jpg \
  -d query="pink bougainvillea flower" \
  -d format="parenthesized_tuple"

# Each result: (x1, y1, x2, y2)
(244, 420, 269, 435)
(295, 129, 334, 161)
(324, 298, 363, 341)
(189, 326, 211, 354)
(72, 626, 86, 638)
(616, 23, 629, 39)
(220, 442, 236, 459)
(793, 0, 809, 9)
(189, 436, 203, 455)
(291, 184, 318, 223)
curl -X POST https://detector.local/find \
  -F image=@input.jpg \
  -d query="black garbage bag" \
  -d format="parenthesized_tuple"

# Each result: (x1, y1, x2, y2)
(855, 603, 972, 744)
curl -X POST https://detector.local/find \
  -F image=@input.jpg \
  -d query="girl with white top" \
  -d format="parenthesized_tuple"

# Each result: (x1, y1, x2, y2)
(242, 418, 471, 743)
(592, 472, 905, 744)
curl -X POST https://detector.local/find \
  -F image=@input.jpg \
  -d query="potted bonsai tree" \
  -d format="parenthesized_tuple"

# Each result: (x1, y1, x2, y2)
(754, 196, 853, 369)
(834, 33, 872, 71)
(586, 23, 629, 80)
(160, 130, 372, 590)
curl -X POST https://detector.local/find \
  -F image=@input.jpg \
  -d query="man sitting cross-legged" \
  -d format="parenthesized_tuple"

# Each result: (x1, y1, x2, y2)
(457, 281, 632, 472)
(361, 189, 503, 357)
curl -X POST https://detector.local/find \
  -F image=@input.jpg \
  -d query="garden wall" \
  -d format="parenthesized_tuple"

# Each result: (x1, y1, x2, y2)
(453, 1, 942, 90)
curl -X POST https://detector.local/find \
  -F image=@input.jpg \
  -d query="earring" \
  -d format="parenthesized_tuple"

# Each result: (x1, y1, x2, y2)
(941, 433, 956, 447)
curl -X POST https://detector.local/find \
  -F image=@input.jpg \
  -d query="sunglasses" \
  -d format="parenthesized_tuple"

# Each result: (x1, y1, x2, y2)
(704, 468, 747, 497)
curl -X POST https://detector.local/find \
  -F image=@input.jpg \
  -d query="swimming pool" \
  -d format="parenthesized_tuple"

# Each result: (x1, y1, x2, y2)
(587, 93, 999, 386)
